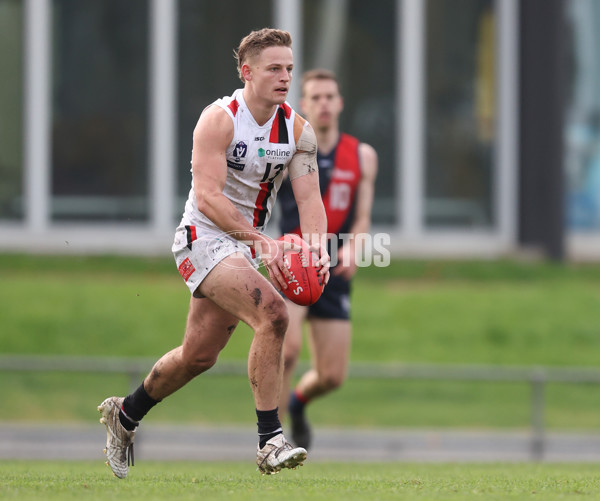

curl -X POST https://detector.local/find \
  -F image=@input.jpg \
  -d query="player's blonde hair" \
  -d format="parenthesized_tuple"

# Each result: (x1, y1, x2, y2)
(234, 28, 293, 83)
(301, 68, 341, 95)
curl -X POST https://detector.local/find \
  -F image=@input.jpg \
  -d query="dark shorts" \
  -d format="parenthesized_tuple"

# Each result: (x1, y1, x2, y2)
(307, 273, 351, 320)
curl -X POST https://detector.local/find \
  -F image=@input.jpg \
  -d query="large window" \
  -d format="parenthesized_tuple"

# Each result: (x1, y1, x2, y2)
(177, 0, 273, 203)
(425, 0, 496, 228)
(565, 0, 600, 233)
(51, 0, 149, 221)
(302, 0, 397, 225)
(0, 0, 23, 221)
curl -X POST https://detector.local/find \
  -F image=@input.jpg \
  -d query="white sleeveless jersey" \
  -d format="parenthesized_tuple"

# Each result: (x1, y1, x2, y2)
(180, 89, 297, 233)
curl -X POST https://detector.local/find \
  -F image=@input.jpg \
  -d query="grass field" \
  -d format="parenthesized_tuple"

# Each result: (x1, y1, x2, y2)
(2, 461, 600, 500)
(1, 254, 600, 429)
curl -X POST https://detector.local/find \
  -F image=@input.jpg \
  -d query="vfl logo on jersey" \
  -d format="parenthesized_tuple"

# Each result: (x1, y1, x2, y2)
(227, 141, 247, 171)
(233, 141, 247, 161)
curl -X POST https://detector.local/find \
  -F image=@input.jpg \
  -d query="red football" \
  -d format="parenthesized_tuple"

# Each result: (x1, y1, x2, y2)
(278, 234, 324, 306)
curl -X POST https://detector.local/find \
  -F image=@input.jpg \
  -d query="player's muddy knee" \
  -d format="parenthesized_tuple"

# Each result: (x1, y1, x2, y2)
(264, 295, 289, 337)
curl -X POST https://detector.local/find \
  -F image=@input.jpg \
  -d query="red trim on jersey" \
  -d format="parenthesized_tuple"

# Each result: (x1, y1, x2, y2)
(269, 110, 280, 143)
(280, 103, 292, 119)
(185, 225, 197, 250)
(253, 181, 273, 227)
(269, 105, 292, 143)
(228, 99, 239, 116)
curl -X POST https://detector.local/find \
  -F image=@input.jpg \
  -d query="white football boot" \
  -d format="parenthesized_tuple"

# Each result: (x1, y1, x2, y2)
(256, 433, 307, 475)
(97, 396, 135, 478)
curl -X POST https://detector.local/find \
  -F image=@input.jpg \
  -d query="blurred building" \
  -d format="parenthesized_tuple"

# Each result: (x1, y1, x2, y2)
(0, 0, 598, 260)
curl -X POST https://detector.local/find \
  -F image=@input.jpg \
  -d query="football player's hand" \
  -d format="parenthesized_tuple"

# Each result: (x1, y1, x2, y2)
(256, 236, 296, 291)
(309, 239, 330, 286)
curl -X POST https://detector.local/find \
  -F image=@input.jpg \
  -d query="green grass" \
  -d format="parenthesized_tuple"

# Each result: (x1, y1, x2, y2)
(1, 254, 600, 429)
(2, 254, 600, 364)
(2, 461, 600, 500)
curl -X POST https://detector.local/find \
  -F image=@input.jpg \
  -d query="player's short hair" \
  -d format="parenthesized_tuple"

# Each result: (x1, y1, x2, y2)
(301, 69, 341, 96)
(234, 28, 293, 83)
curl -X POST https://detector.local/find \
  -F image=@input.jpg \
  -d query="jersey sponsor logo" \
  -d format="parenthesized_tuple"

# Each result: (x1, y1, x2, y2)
(207, 236, 235, 258)
(227, 160, 245, 171)
(254, 136, 265, 141)
(264, 148, 291, 160)
(332, 169, 356, 181)
(178, 257, 195, 282)
(265, 148, 290, 156)
(258, 147, 290, 160)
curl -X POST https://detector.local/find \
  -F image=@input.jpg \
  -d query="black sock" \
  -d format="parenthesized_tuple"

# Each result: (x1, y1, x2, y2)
(119, 383, 160, 431)
(256, 408, 282, 448)
(288, 390, 308, 415)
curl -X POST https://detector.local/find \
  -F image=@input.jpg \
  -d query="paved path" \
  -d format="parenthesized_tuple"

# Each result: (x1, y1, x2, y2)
(2, 423, 600, 462)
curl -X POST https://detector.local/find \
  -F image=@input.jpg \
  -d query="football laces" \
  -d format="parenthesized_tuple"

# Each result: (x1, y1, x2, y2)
(298, 250, 309, 268)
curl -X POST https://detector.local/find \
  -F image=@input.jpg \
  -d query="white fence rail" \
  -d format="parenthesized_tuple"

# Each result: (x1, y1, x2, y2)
(2, 355, 600, 461)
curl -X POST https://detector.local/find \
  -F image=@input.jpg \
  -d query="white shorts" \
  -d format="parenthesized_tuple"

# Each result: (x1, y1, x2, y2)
(172, 224, 257, 297)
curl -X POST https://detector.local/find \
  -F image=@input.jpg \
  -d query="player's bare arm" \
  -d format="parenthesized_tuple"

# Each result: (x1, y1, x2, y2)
(291, 172, 330, 285)
(289, 119, 331, 283)
(192, 105, 293, 289)
(288, 115, 330, 283)
(334, 142, 378, 280)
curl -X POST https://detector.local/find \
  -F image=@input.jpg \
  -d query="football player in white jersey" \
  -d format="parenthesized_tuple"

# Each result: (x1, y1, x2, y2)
(98, 28, 330, 478)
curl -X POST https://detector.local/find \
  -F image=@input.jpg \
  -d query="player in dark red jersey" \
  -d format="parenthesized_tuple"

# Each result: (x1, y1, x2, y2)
(277, 69, 378, 449)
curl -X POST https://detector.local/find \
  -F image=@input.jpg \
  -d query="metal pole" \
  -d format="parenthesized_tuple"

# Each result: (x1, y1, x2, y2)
(400, 0, 425, 240)
(530, 368, 546, 461)
(24, 0, 51, 232)
(149, 0, 177, 233)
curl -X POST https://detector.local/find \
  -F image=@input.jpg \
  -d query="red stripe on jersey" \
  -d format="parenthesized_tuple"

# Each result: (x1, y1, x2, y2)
(228, 99, 239, 116)
(269, 110, 280, 142)
(280, 103, 292, 119)
(253, 181, 274, 228)
(185, 225, 197, 250)
(269, 107, 289, 144)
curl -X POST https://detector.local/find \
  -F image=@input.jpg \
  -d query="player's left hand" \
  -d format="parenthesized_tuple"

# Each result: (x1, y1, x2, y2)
(308, 239, 330, 286)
